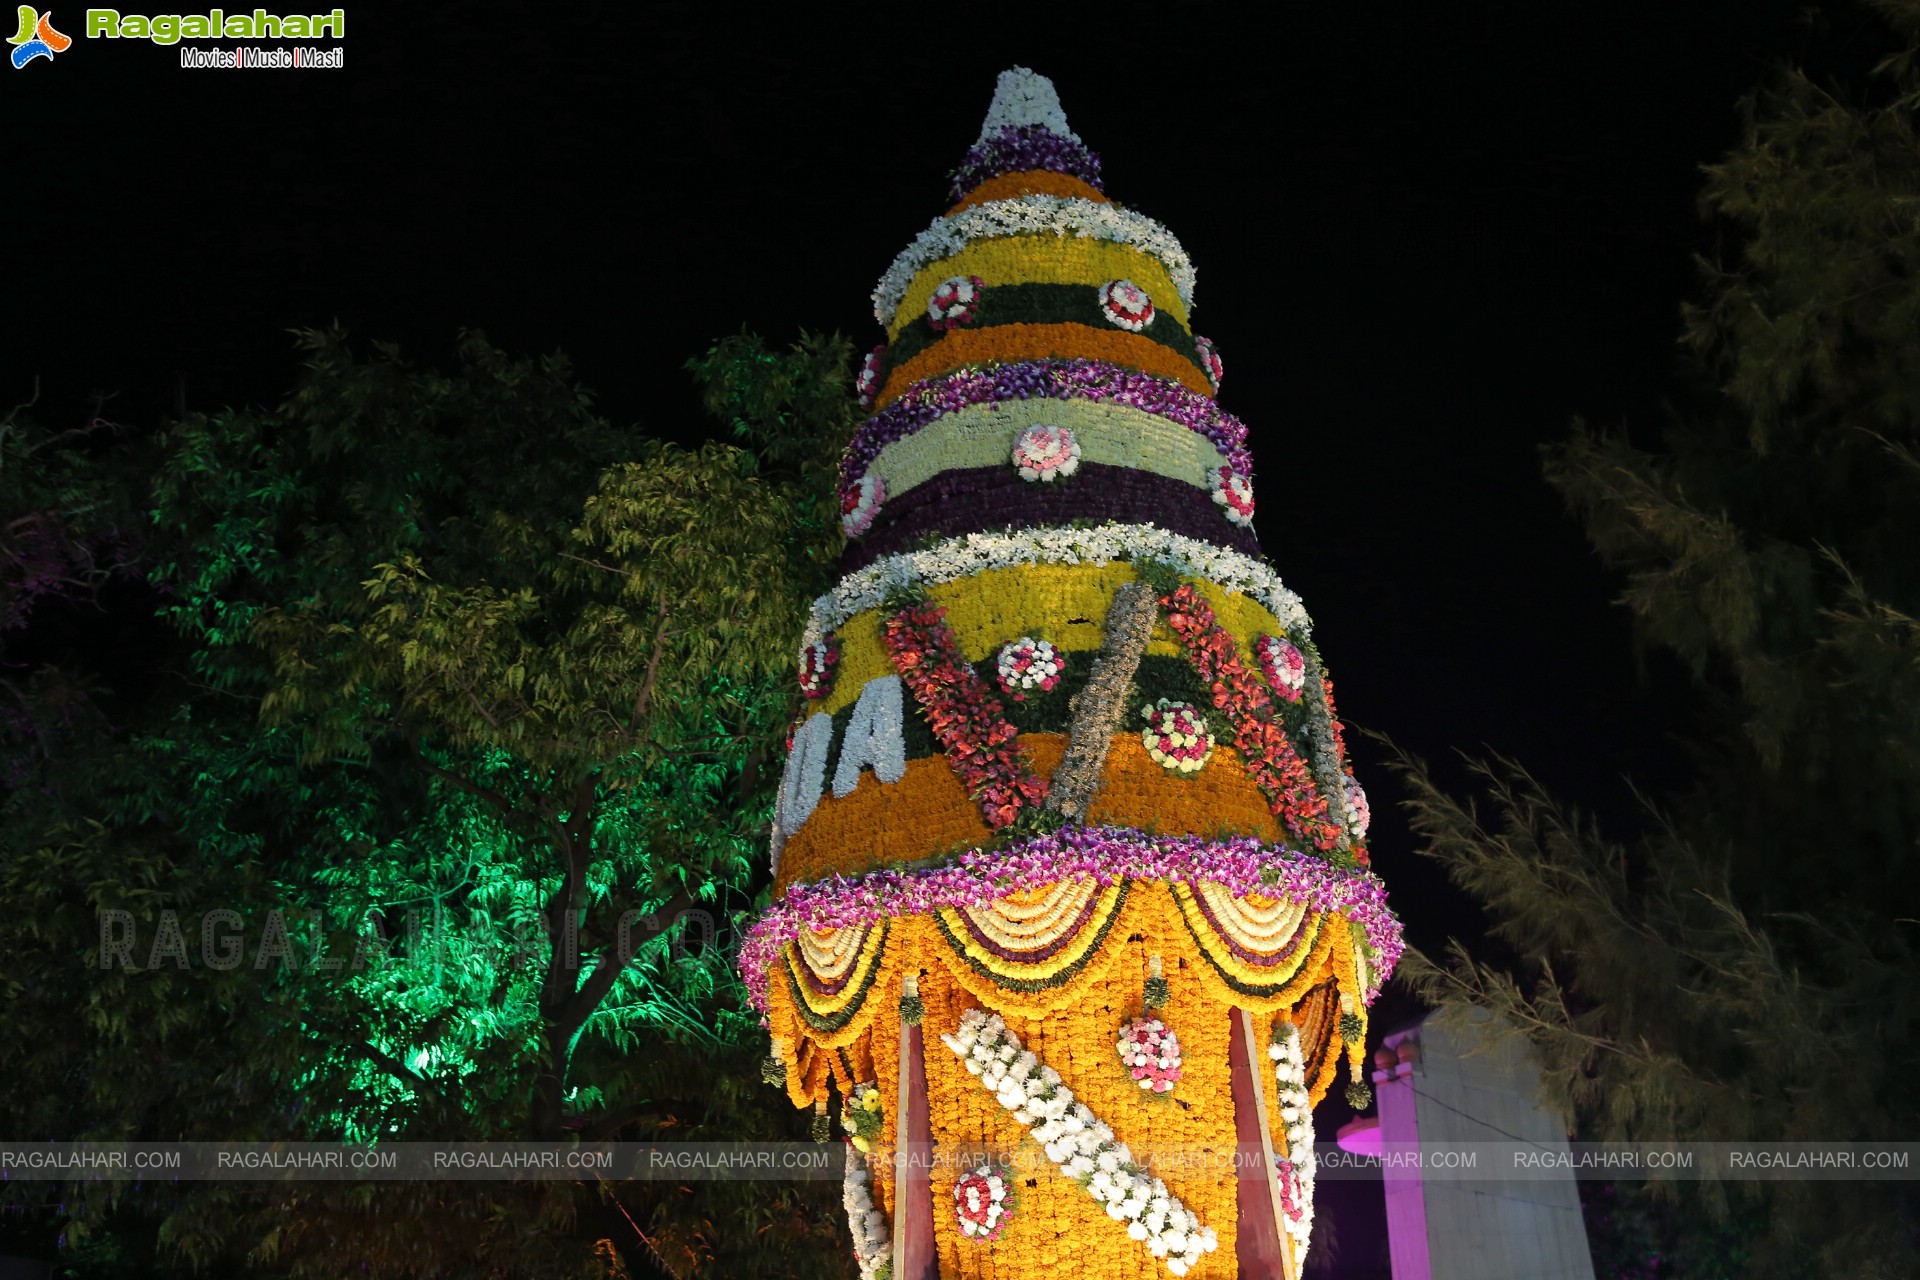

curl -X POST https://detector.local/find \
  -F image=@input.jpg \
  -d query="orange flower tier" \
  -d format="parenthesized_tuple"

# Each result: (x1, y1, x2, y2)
(743, 68, 1399, 1279)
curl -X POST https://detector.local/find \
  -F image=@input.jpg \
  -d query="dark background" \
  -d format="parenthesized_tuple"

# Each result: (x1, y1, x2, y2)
(5, 2, 1837, 1272)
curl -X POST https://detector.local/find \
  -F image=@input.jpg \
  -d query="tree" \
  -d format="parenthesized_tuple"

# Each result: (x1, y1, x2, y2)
(0, 329, 862, 1278)
(1396, 4, 1920, 1277)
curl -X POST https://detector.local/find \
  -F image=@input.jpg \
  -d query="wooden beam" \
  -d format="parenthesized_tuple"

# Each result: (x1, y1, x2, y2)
(1230, 1006, 1296, 1280)
(892, 973, 937, 1279)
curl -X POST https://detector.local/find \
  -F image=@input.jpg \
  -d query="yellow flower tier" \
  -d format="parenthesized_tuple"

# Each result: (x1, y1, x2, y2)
(740, 68, 1400, 1279)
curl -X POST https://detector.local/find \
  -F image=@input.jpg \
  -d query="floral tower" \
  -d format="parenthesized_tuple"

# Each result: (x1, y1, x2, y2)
(740, 69, 1402, 1279)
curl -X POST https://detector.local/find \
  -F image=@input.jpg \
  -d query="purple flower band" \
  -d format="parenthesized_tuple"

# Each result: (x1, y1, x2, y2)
(839, 461, 1261, 573)
(948, 124, 1106, 203)
(841, 359, 1254, 500)
(739, 825, 1403, 1014)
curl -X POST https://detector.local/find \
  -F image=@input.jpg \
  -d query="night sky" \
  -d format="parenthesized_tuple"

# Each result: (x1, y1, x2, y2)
(10, 2, 1830, 1269)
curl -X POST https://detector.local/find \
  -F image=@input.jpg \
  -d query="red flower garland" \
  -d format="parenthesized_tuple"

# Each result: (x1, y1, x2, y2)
(882, 601, 1048, 828)
(1160, 584, 1344, 853)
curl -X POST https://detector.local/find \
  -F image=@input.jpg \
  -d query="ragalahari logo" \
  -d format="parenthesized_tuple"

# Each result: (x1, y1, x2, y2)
(8, 6, 70, 66)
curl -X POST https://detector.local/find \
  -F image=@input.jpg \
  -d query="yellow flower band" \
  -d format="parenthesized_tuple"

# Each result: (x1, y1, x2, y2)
(866, 396, 1228, 504)
(884, 235, 1192, 340)
(816, 561, 1290, 717)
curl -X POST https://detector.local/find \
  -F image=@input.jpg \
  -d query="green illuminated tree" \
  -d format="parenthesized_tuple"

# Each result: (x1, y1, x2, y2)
(0, 330, 861, 1278)
(1397, 4, 1920, 1277)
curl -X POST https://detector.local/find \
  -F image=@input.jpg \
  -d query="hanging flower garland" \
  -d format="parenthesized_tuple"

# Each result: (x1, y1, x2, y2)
(940, 1007, 1219, 1273)
(881, 600, 1048, 828)
(856, 345, 886, 409)
(927, 275, 986, 331)
(1193, 335, 1223, 393)
(1209, 464, 1255, 528)
(1010, 422, 1081, 481)
(995, 635, 1064, 700)
(1140, 699, 1214, 773)
(1161, 583, 1344, 853)
(1253, 634, 1307, 703)
(841, 1143, 894, 1280)
(1097, 278, 1156, 331)
(740, 825, 1404, 1015)
(798, 637, 840, 701)
(952, 1158, 1019, 1242)
(842, 473, 886, 538)
(1116, 1015, 1182, 1094)
(1268, 1021, 1316, 1258)
(840, 1081, 886, 1154)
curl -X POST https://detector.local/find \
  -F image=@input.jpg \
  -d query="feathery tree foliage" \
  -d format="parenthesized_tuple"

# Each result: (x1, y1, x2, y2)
(1397, 4, 1920, 1277)
(0, 329, 862, 1279)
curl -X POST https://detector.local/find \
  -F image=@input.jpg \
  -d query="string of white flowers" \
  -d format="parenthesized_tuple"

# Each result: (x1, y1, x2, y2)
(841, 1146, 893, 1280)
(1268, 1022, 1316, 1259)
(940, 1007, 1219, 1274)
(803, 522, 1310, 646)
(873, 196, 1196, 326)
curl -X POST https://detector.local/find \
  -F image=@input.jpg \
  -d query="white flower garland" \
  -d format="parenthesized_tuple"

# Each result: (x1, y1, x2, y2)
(940, 1007, 1218, 1274)
(1267, 1022, 1316, 1259)
(873, 196, 1196, 326)
(841, 1146, 893, 1280)
(803, 522, 1310, 645)
(832, 676, 908, 798)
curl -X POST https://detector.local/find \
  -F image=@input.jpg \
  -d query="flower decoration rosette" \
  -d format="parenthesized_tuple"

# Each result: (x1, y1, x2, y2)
(841, 473, 885, 538)
(798, 637, 839, 701)
(1344, 774, 1371, 837)
(994, 635, 1063, 700)
(927, 275, 985, 331)
(1010, 422, 1081, 482)
(953, 1159, 1017, 1242)
(1116, 1015, 1183, 1095)
(1193, 335, 1223, 393)
(1254, 633, 1307, 703)
(856, 345, 886, 409)
(1140, 698, 1213, 773)
(840, 1082, 885, 1154)
(1097, 278, 1155, 331)
(1209, 463, 1255, 528)
(748, 67, 1400, 1278)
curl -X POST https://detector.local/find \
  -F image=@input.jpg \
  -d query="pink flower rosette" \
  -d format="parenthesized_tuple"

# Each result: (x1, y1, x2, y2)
(1209, 463, 1255, 528)
(995, 636, 1064, 700)
(1116, 1015, 1183, 1094)
(927, 275, 985, 331)
(1096, 278, 1155, 331)
(1254, 634, 1307, 703)
(1010, 422, 1081, 482)
(855, 345, 885, 408)
(953, 1162, 1015, 1240)
(841, 472, 885, 537)
(1194, 334, 1224, 392)
(798, 637, 839, 700)
(1141, 698, 1213, 773)
(1344, 774, 1371, 837)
